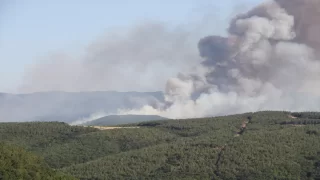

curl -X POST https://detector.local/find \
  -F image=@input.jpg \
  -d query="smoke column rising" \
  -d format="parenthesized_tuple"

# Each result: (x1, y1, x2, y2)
(121, 0, 320, 118)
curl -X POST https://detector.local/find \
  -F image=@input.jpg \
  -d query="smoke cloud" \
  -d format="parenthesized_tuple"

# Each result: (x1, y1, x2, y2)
(15, 0, 320, 120)
(19, 22, 200, 93)
(70, 111, 109, 125)
(275, 0, 320, 54)
(122, 0, 320, 119)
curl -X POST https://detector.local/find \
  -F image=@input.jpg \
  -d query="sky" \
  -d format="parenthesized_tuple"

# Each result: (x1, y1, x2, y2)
(0, 0, 262, 93)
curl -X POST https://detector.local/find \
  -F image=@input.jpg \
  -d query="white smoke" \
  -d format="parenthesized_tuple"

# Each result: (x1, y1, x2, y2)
(118, 0, 320, 119)
(70, 111, 109, 125)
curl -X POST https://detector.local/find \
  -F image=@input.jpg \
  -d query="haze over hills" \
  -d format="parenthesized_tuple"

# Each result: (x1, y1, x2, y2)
(80, 114, 168, 126)
(2, 0, 320, 120)
(0, 91, 164, 123)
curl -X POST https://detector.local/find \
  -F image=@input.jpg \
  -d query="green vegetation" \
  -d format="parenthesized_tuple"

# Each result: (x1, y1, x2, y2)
(280, 112, 320, 125)
(291, 112, 320, 119)
(0, 142, 76, 180)
(1, 111, 320, 179)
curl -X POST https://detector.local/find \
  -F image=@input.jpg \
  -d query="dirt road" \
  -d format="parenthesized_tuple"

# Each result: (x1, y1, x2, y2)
(90, 126, 140, 130)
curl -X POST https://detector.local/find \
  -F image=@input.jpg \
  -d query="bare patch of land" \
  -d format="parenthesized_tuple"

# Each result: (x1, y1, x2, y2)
(288, 115, 298, 119)
(90, 126, 140, 130)
(291, 125, 305, 127)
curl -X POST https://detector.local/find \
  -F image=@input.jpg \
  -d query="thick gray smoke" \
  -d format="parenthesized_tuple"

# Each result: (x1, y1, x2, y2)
(17, 0, 261, 94)
(4, 1, 261, 123)
(13, 0, 320, 120)
(275, 0, 320, 54)
(122, 0, 320, 118)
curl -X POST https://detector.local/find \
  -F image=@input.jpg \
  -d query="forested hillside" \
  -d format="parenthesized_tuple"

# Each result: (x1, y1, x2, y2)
(0, 111, 320, 179)
(0, 142, 75, 180)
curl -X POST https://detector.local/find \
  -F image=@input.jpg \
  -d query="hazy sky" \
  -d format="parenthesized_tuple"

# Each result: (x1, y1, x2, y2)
(0, 0, 262, 93)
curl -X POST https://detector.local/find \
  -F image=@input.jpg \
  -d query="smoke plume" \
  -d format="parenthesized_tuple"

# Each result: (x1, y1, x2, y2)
(275, 0, 320, 54)
(122, 0, 320, 119)
(16, 0, 320, 120)
(19, 22, 199, 93)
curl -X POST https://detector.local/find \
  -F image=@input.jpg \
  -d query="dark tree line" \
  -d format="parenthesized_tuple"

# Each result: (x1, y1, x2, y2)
(291, 112, 320, 119)
(280, 119, 320, 125)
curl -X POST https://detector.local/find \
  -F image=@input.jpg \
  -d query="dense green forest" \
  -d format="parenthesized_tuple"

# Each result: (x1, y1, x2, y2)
(0, 111, 320, 179)
(0, 142, 76, 180)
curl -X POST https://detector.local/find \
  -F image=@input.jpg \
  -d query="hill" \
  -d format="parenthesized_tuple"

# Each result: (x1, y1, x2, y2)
(0, 111, 320, 179)
(81, 115, 167, 126)
(0, 91, 163, 123)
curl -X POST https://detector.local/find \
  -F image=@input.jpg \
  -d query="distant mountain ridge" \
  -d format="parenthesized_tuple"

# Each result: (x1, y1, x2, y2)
(81, 114, 168, 126)
(0, 91, 164, 123)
